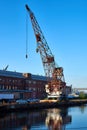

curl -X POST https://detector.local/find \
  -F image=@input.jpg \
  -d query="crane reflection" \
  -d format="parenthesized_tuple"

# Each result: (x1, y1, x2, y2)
(45, 108, 71, 130)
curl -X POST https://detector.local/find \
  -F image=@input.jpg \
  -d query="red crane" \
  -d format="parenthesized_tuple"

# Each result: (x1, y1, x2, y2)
(25, 4, 66, 98)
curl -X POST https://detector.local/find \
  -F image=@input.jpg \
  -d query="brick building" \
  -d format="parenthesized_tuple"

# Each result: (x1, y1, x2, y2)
(0, 70, 47, 100)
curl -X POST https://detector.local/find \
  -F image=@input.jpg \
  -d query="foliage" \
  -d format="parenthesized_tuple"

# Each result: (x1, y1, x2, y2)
(79, 92, 87, 99)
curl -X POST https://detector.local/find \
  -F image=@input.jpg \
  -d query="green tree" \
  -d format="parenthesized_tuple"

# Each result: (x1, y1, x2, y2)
(79, 92, 86, 99)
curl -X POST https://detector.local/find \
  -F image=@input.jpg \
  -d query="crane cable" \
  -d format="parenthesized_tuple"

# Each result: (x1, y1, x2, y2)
(26, 11, 28, 59)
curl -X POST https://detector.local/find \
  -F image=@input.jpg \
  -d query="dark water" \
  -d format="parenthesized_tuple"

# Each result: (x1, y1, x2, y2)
(0, 105, 87, 130)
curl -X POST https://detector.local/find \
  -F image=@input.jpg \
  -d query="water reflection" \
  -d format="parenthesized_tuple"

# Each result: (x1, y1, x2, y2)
(0, 107, 71, 130)
(45, 108, 71, 130)
(79, 105, 86, 113)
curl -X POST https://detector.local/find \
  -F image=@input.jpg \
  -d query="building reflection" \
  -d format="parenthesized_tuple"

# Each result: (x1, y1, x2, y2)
(22, 125, 28, 130)
(0, 108, 71, 130)
(45, 108, 71, 130)
(0, 110, 46, 129)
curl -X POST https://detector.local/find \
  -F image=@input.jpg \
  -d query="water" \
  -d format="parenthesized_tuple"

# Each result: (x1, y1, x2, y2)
(0, 105, 87, 130)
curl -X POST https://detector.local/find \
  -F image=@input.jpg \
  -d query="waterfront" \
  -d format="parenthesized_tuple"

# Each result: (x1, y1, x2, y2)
(0, 104, 87, 130)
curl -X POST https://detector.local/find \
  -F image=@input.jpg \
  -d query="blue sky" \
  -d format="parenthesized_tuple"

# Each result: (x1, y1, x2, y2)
(0, 0, 87, 88)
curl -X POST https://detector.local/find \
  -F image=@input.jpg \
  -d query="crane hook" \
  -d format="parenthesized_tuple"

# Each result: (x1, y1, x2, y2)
(26, 54, 28, 58)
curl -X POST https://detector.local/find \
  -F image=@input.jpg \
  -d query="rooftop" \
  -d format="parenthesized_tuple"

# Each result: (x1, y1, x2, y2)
(0, 70, 47, 81)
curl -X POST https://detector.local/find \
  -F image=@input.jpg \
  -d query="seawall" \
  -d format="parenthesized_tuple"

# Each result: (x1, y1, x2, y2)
(0, 99, 87, 113)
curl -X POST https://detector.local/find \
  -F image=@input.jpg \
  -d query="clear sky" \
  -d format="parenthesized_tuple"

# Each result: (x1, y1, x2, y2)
(0, 0, 87, 88)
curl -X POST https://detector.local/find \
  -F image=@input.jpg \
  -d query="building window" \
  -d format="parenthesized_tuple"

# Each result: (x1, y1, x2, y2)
(29, 87, 32, 91)
(6, 85, 8, 89)
(9, 86, 11, 90)
(33, 81, 36, 84)
(0, 85, 2, 89)
(38, 88, 40, 91)
(15, 86, 17, 89)
(12, 86, 15, 90)
(33, 88, 36, 91)
(9, 79, 12, 82)
(26, 80, 29, 83)
(13, 80, 14, 83)
(29, 80, 32, 84)
(15, 80, 17, 83)
(2, 85, 4, 89)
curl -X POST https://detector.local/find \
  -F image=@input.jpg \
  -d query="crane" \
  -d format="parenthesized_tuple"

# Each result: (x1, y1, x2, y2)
(25, 4, 66, 98)
(3, 65, 9, 71)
